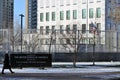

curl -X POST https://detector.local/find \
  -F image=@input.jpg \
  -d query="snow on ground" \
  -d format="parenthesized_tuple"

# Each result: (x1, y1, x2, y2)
(0, 62, 120, 74)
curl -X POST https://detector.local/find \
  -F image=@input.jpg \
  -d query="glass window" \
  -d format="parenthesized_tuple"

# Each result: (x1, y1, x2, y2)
(52, 12, 55, 21)
(46, 39, 50, 45)
(46, 26, 49, 34)
(66, 10, 70, 20)
(66, 38, 70, 44)
(60, 11, 64, 20)
(46, 12, 49, 21)
(107, 8, 111, 17)
(52, 39, 56, 44)
(97, 23, 101, 31)
(52, 26, 55, 33)
(40, 13, 44, 22)
(89, 24, 92, 33)
(96, 8, 101, 18)
(66, 25, 70, 34)
(73, 24, 77, 33)
(73, 10, 77, 19)
(40, 39, 44, 45)
(89, 8, 94, 18)
(60, 25, 64, 34)
(82, 9, 86, 19)
(40, 26, 43, 34)
(82, 24, 86, 33)
(60, 38, 64, 44)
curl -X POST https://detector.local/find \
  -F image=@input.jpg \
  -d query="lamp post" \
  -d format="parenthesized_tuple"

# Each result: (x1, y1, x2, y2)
(19, 14, 24, 54)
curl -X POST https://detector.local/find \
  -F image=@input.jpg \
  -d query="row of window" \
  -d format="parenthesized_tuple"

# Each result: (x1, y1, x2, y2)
(40, 23, 101, 35)
(39, 0, 101, 8)
(40, 8, 101, 22)
(39, 37, 98, 45)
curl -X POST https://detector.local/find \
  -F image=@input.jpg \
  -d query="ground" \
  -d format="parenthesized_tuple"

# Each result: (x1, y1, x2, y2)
(0, 62, 120, 80)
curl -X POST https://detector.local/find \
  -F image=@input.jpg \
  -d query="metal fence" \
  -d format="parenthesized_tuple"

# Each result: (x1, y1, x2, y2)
(0, 29, 120, 53)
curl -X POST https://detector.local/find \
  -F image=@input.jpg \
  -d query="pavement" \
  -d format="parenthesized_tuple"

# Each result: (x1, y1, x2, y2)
(0, 62, 120, 80)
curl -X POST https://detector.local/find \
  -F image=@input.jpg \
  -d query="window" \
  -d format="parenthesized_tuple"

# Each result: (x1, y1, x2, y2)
(73, 10, 77, 19)
(66, 25, 70, 34)
(52, 26, 55, 33)
(89, 24, 92, 33)
(82, 9, 86, 19)
(46, 39, 50, 45)
(82, 24, 86, 33)
(73, 24, 77, 33)
(66, 10, 70, 20)
(60, 25, 64, 34)
(107, 8, 111, 17)
(96, 8, 101, 18)
(40, 13, 44, 22)
(52, 12, 55, 21)
(60, 11, 64, 20)
(40, 39, 44, 45)
(66, 38, 70, 44)
(46, 12, 49, 21)
(89, 8, 93, 18)
(52, 39, 56, 44)
(60, 38, 64, 44)
(46, 26, 49, 34)
(97, 23, 101, 31)
(40, 26, 43, 34)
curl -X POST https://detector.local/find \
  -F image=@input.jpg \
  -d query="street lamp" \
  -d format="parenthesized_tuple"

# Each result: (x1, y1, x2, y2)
(19, 14, 24, 54)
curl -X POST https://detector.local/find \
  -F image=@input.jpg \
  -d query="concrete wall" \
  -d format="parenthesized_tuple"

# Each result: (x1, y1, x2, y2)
(53, 52, 120, 62)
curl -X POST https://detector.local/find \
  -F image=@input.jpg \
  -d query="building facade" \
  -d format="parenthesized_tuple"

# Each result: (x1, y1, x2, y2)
(26, 0, 37, 30)
(25, 0, 120, 52)
(0, 0, 14, 29)
(0, 0, 14, 52)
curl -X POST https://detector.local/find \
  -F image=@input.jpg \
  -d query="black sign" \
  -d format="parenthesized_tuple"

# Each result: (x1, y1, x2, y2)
(10, 54, 52, 68)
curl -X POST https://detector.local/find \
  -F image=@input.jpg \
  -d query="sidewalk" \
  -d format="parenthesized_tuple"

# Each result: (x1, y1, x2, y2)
(0, 62, 120, 80)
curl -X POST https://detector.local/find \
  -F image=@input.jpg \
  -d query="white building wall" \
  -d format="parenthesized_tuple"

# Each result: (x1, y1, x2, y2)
(37, 0, 105, 30)
(36, 0, 114, 52)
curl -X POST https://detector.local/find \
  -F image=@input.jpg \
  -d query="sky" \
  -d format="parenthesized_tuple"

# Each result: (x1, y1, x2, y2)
(14, 0, 25, 27)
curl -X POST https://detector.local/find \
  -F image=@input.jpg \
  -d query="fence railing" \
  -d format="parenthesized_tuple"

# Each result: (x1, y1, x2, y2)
(0, 29, 120, 53)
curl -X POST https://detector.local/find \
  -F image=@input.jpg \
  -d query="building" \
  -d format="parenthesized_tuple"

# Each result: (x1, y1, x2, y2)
(0, 0, 14, 52)
(26, 0, 37, 30)
(0, 0, 14, 29)
(25, 0, 120, 52)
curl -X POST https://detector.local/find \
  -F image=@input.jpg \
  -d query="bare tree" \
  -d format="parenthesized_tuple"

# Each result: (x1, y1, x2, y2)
(58, 30, 83, 67)
(10, 19, 21, 52)
(23, 33, 40, 53)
